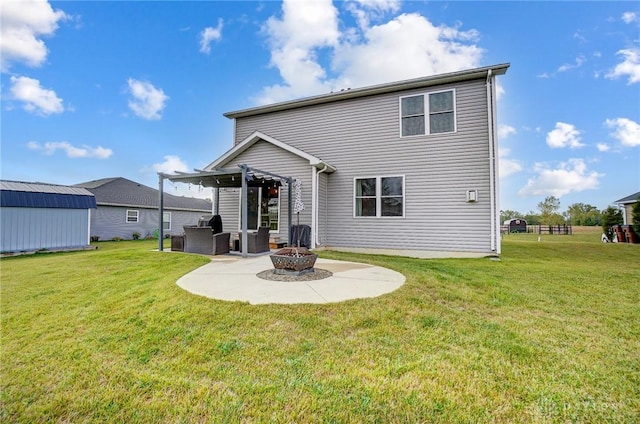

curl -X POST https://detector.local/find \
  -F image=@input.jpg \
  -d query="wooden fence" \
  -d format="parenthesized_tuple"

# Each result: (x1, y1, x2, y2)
(501, 225, 572, 235)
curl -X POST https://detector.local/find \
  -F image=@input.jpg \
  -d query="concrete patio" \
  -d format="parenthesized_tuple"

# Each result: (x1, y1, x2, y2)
(175, 254, 406, 305)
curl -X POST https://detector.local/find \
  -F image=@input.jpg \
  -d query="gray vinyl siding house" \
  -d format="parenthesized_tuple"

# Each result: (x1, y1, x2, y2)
(209, 64, 508, 257)
(1, 181, 96, 253)
(75, 178, 212, 241)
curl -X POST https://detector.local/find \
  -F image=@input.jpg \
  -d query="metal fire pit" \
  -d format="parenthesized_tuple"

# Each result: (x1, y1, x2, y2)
(270, 247, 318, 276)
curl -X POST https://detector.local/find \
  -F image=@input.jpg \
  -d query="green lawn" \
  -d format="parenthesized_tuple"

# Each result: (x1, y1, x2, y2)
(2, 230, 638, 423)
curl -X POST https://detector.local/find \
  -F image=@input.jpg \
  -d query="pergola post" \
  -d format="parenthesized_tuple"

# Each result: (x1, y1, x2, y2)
(241, 166, 248, 258)
(158, 173, 165, 251)
(287, 177, 293, 246)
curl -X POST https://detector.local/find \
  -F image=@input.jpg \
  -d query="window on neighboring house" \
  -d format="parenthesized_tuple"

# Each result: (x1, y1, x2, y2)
(126, 210, 139, 223)
(163, 212, 171, 230)
(400, 89, 456, 136)
(354, 176, 404, 218)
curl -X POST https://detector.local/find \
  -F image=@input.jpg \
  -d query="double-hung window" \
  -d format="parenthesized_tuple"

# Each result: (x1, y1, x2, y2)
(400, 89, 456, 136)
(354, 176, 404, 218)
(162, 212, 171, 230)
(126, 210, 139, 223)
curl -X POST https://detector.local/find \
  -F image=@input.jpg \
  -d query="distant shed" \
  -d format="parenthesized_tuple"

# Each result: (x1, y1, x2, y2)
(503, 218, 527, 233)
(1, 181, 97, 253)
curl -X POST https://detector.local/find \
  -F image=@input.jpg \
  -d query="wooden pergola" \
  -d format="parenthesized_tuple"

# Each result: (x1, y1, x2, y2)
(158, 164, 293, 257)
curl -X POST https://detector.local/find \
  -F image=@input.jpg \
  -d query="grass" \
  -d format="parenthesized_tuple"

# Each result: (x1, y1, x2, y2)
(1, 229, 639, 423)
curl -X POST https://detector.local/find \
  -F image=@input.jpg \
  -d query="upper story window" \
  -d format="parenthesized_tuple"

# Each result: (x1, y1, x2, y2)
(126, 210, 139, 223)
(400, 89, 456, 137)
(354, 176, 405, 218)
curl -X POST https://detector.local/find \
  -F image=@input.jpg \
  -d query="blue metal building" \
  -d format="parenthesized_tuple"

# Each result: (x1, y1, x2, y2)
(1, 181, 96, 253)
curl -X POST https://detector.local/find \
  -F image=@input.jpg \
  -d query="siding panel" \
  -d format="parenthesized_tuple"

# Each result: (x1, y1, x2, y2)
(217, 141, 313, 245)
(231, 79, 495, 253)
(1, 207, 90, 252)
(90, 206, 211, 240)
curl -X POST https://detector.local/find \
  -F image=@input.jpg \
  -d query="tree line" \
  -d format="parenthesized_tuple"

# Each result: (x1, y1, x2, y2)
(502, 196, 639, 227)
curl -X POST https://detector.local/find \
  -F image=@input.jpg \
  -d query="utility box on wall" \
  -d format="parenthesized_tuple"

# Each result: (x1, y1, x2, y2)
(466, 190, 478, 203)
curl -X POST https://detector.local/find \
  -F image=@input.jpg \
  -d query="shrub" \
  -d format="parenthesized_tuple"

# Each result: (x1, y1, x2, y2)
(112, 237, 124, 242)
(132, 232, 141, 240)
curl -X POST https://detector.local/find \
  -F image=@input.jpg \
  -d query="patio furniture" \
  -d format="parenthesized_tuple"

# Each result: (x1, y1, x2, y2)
(183, 226, 230, 255)
(239, 226, 270, 253)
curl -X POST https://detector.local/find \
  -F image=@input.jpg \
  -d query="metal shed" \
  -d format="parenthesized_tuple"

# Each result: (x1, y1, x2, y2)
(1, 180, 96, 253)
(503, 218, 527, 233)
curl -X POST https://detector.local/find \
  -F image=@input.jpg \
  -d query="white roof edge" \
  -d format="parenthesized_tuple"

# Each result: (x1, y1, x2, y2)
(224, 63, 510, 119)
(0, 180, 94, 196)
(206, 131, 336, 172)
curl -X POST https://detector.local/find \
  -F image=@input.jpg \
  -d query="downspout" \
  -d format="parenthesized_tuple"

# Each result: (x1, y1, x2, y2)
(486, 69, 500, 254)
(314, 165, 329, 248)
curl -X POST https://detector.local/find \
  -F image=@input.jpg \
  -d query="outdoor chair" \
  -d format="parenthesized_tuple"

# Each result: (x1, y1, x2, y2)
(239, 226, 270, 253)
(183, 226, 230, 255)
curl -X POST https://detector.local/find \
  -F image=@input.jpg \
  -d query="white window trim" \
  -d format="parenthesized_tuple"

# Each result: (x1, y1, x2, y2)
(126, 209, 139, 223)
(163, 211, 171, 231)
(353, 175, 405, 218)
(399, 89, 457, 137)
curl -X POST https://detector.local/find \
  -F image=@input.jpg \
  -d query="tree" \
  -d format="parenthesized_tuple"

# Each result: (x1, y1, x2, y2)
(632, 201, 640, 234)
(538, 196, 564, 225)
(566, 202, 602, 226)
(601, 206, 623, 240)
(523, 211, 541, 225)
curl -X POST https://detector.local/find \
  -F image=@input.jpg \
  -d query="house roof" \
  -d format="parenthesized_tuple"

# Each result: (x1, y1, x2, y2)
(224, 63, 510, 119)
(74, 177, 211, 212)
(206, 131, 336, 172)
(0, 180, 96, 209)
(614, 191, 640, 204)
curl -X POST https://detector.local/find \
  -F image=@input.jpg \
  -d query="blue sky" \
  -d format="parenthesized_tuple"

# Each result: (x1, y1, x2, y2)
(1, 0, 638, 214)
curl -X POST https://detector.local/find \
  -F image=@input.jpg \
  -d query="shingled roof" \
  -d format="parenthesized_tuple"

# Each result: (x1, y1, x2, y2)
(75, 177, 211, 212)
(614, 192, 640, 205)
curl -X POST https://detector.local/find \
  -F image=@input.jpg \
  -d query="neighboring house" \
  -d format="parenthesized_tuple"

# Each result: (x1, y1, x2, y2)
(614, 191, 640, 225)
(75, 177, 212, 240)
(1, 180, 96, 253)
(169, 64, 509, 257)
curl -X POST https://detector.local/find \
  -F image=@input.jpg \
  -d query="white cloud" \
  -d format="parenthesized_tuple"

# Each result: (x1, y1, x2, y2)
(605, 117, 640, 147)
(621, 12, 638, 24)
(256, 0, 340, 104)
(127, 78, 169, 120)
(333, 13, 483, 89)
(546, 122, 585, 149)
(199, 19, 223, 54)
(151, 155, 213, 200)
(0, 0, 68, 71)
(518, 158, 603, 197)
(256, 1, 483, 104)
(152, 155, 190, 174)
(606, 48, 640, 84)
(499, 148, 523, 178)
(498, 124, 516, 139)
(10, 75, 64, 115)
(558, 55, 585, 72)
(346, 0, 400, 29)
(597, 143, 610, 152)
(27, 141, 112, 159)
